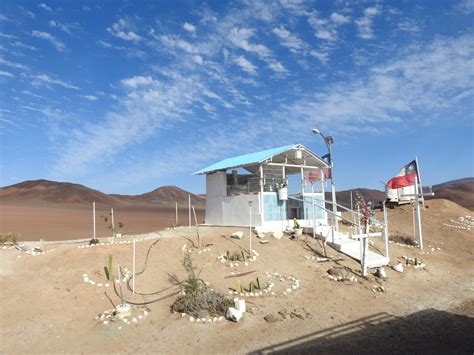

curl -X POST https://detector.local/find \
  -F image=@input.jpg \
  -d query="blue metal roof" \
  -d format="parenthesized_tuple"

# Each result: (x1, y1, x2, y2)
(193, 144, 297, 175)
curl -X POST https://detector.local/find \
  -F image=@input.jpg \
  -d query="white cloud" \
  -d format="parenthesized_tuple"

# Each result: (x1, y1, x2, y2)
(0, 57, 29, 70)
(355, 6, 382, 40)
(31, 30, 67, 52)
(193, 55, 204, 65)
(228, 27, 271, 59)
(315, 29, 337, 41)
(107, 19, 141, 42)
(0, 70, 14, 77)
(0, 14, 9, 21)
(398, 19, 422, 33)
(38, 3, 52, 12)
(268, 61, 287, 74)
(276, 34, 474, 134)
(83, 95, 97, 101)
(272, 26, 307, 53)
(330, 12, 350, 25)
(32, 74, 79, 90)
(183, 22, 196, 34)
(49, 20, 72, 34)
(26, 11, 36, 19)
(234, 55, 257, 75)
(310, 50, 330, 65)
(0, 32, 16, 39)
(456, 0, 474, 14)
(121, 75, 156, 88)
(12, 41, 38, 51)
(159, 34, 199, 54)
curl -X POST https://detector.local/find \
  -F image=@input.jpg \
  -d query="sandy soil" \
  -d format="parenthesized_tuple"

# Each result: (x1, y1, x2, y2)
(0, 204, 204, 241)
(0, 199, 473, 354)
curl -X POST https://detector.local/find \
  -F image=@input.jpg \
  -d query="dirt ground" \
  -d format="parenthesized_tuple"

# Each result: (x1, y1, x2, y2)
(0, 199, 473, 354)
(0, 204, 204, 241)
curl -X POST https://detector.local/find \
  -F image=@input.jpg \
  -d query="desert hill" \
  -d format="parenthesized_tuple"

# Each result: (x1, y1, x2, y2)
(0, 180, 204, 207)
(112, 186, 205, 206)
(428, 177, 474, 210)
(330, 178, 473, 210)
(0, 179, 125, 207)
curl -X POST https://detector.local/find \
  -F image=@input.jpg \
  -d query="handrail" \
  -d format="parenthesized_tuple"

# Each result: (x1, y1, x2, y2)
(287, 195, 358, 228)
(323, 198, 387, 228)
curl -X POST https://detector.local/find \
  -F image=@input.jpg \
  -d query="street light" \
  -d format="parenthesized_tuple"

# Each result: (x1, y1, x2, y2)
(312, 128, 338, 231)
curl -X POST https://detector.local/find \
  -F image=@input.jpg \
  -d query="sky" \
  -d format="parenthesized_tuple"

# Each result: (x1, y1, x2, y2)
(0, 0, 473, 195)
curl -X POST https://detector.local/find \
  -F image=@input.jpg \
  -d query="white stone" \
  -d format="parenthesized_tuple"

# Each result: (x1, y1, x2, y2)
(105, 283, 110, 288)
(234, 298, 246, 313)
(189, 317, 195, 322)
(392, 263, 404, 273)
(231, 231, 244, 239)
(218, 316, 224, 321)
(132, 317, 138, 323)
(226, 307, 243, 322)
(213, 317, 218, 322)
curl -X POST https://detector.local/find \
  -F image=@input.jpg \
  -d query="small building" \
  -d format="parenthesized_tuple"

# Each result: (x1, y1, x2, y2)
(193, 144, 331, 232)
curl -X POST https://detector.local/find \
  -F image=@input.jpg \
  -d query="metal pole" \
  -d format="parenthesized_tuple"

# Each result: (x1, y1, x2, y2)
(328, 142, 338, 231)
(311, 183, 315, 239)
(414, 176, 423, 249)
(415, 156, 425, 209)
(132, 238, 136, 294)
(412, 204, 416, 240)
(111, 208, 115, 237)
(188, 194, 191, 233)
(176, 202, 178, 226)
(93, 201, 96, 240)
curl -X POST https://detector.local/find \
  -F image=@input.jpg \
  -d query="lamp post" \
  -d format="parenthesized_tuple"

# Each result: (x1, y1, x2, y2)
(312, 128, 338, 231)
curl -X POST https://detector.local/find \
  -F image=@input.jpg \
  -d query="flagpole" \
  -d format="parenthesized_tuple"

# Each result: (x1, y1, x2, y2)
(414, 176, 423, 249)
(415, 156, 425, 209)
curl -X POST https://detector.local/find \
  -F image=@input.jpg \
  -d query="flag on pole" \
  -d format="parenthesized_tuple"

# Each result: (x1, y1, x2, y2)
(387, 160, 418, 189)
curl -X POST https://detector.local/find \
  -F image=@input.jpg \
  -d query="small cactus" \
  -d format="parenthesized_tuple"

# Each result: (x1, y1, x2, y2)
(107, 254, 114, 281)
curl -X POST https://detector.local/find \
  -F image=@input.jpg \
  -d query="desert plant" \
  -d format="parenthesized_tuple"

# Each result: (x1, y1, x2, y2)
(293, 218, 301, 229)
(169, 254, 233, 317)
(0, 233, 18, 245)
(107, 254, 114, 281)
(224, 249, 249, 262)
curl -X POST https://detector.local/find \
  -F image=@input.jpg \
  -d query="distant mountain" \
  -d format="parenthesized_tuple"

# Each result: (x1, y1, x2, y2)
(429, 178, 474, 210)
(112, 186, 205, 206)
(0, 179, 125, 206)
(0, 180, 205, 207)
(325, 188, 386, 210)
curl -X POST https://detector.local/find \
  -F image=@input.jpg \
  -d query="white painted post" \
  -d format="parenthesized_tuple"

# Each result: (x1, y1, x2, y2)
(111, 208, 115, 237)
(132, 238, 136, 294)
(412, 204, 416, 240)
(176, 202, 178, 226)
(93, 201, 96, 240)
(415, 156, 425, 209)
(249, 203, 252, 253)
(414, 176, 423, 249)
(383, 201, 389, 259)
(188, 194, 191, 233)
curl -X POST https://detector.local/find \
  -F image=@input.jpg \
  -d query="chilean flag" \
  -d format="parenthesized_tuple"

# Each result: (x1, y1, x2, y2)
(387, 160, 418, 189)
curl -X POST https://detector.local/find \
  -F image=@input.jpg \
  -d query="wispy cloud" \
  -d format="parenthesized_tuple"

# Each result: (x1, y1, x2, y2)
(275, 34, 474, 134)
(31, 30, 67, 52)
(12, 41, 38, 51)
(183, 22, 196, 35)
(0, 57, 29, 70)
(0, 70, 14, 77)
(38, 3, 52, 12)
(83, 95, 97, 101)
(272, 26, 307, 53)
(456, 0, 474, 14)
(49, 20, 73, 34)
(107, 19, 141, 42)
(355, 6, 382, 40)
(32, 74, 79, 90)
(397, 18, 422, 33)
(234, 55, 257, 75)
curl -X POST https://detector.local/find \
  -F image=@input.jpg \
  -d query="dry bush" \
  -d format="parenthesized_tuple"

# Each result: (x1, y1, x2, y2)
(0, 233, 18, 245)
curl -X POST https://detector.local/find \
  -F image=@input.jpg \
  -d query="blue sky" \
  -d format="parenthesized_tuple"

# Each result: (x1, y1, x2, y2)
(0, 0, 473, 194)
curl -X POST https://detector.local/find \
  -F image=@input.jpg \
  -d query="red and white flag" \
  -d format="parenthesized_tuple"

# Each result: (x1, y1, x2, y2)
(387, 160, 418, 189)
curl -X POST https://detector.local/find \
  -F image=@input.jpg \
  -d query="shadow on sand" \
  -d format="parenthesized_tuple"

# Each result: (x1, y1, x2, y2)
(252, 308, 474, 354)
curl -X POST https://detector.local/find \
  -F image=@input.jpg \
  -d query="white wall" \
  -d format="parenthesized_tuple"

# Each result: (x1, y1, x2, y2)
(205, 173, 262, 226)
